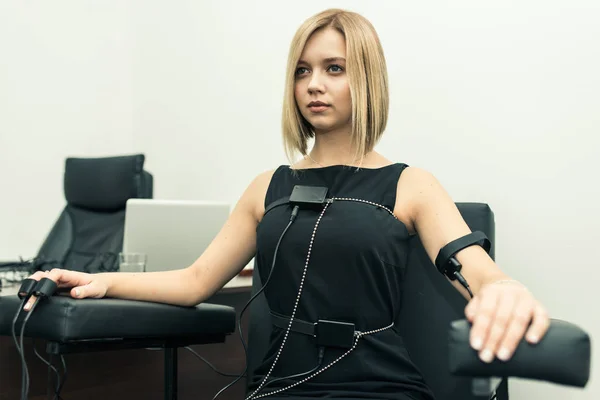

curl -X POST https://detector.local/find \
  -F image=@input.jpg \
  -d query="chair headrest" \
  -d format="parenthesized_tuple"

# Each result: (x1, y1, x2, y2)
(64, 154, 147, 211)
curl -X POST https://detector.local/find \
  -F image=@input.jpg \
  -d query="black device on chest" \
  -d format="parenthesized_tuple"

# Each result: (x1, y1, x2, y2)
(289, 185, 329, 208)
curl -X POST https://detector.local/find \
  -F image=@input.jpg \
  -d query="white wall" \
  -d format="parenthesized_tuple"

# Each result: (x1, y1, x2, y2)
(129, 1, 293, 203)
(2, 1, 599, 399)
(0, 1, 134, 258)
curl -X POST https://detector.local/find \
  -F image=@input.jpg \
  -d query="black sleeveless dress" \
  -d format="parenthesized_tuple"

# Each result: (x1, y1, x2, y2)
(247, 164, 436, 400)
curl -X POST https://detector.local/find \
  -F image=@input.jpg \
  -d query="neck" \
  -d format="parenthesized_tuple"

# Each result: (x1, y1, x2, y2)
(309, 127, 362, 166)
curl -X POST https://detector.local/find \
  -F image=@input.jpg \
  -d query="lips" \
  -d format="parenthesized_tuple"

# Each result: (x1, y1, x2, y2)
(307, 101, 330, 113)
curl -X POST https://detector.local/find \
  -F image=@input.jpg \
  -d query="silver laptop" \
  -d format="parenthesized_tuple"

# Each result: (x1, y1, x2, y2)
(123, 199, 231, 272)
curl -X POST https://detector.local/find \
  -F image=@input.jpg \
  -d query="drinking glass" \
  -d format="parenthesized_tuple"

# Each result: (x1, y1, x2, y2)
(119, 253, 146, 273)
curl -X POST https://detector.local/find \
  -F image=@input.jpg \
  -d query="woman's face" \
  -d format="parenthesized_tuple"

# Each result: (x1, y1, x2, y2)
(294, 27, 352, 135)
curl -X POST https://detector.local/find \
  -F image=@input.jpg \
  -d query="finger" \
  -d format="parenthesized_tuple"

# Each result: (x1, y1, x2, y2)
(465, 296, 480, 322)
(469, 289, 499, 352)
(28, 270, 49, 281)
(48, 268, 91, 289)
(71, 281, 104, 299)
(22, 271, 49, 311)
(479, 292, 518, 363)
(525, 303, 550, 344)
(496, 298, 534, 361)
(24, 269, 83, 310)
(47, 268, 70, 287)
(23, 296, 37, 311)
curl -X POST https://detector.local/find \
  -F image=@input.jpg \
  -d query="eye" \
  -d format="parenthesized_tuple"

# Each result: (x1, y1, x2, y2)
(295, 67, 309, 76)
(328, 64, 344, 73)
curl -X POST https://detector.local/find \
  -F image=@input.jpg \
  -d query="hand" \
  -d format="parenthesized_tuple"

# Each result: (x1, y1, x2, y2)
(23, 268, 108, 311)
(464, 279, 550, 363)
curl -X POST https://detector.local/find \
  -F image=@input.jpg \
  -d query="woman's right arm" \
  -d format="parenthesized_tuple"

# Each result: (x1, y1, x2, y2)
(24, 170, 274, 310)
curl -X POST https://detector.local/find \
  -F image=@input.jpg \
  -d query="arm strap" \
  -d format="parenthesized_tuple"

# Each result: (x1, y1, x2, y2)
(434, 231, 491, 277)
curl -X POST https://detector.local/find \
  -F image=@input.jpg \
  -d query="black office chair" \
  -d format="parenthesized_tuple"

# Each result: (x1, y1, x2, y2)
(0, 154, 153, 280)
(0, 154, 237, 400)
(34, 154, 153, 273)
(245, 202, 591, 400)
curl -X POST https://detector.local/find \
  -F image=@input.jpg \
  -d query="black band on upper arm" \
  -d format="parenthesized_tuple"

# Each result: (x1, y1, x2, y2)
(435, 231, 491, 277)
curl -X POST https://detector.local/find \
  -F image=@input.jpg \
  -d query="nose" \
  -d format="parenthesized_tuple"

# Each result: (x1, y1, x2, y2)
(307, 70, 325, 94)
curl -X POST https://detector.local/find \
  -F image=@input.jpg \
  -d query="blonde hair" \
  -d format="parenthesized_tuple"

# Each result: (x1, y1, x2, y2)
(282, 9, 389, 164)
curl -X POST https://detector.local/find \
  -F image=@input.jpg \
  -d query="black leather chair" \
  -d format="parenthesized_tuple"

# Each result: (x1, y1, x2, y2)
(398, 203, 507, 399)
(0, 154, 237, 400)
(0, 154, 154, 279)
(34, 154, 153, 273)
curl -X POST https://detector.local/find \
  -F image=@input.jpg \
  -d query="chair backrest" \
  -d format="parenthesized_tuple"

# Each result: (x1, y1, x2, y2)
(246, 202, 508, 400)
(35, 154, 153, 273)
(397, 202, 507, 400)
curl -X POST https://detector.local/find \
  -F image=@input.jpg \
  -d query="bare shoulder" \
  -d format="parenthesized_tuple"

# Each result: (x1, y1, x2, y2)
(240, 168, 278, 223)
(394, 166, 443, 234)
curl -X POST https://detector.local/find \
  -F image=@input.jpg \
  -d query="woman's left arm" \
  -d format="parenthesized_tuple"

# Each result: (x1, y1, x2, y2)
(397, 167, 550, 363)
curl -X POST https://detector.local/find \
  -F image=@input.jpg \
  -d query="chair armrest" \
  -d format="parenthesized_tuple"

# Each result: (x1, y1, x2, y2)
(0, 295, 235, 342)
(448, 318, 591, 388)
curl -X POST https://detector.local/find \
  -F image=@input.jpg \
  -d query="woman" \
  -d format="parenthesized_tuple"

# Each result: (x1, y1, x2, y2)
(24, 8, 549, 400)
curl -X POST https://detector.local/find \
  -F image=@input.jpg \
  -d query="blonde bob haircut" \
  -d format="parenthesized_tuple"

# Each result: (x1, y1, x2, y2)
(282, 9, 389, 164)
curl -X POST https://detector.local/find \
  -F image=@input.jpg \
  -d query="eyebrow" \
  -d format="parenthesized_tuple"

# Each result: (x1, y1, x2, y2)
(298, 57, 346, 65)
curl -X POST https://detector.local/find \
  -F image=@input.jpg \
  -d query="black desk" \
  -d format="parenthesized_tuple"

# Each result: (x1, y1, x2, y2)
(0, 282, 252, 400)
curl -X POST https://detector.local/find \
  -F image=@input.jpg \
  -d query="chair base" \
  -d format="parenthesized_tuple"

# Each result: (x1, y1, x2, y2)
(44, 335, 228, 400)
